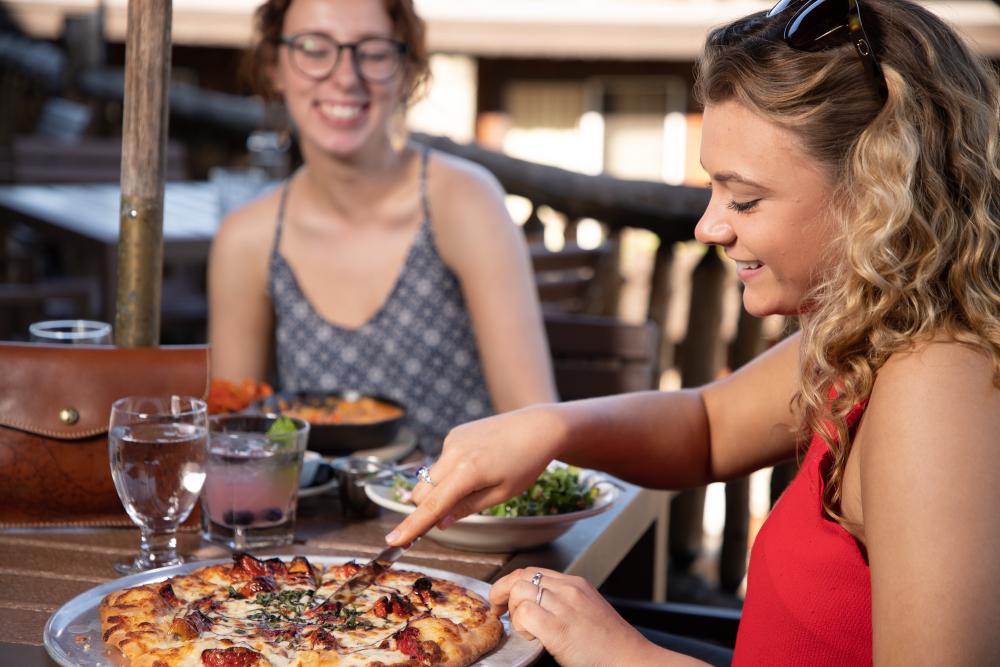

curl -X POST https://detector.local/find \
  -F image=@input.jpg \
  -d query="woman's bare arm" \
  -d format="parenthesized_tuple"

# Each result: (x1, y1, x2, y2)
(207, 194, 279, 381)
(862, 341, 1000, 665)
(429, 152, 557, 411)
(388, 333, 803, 545)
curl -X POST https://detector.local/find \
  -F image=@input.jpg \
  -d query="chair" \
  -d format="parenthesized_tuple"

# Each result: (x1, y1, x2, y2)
(608, 597, 741, 649)
(544, 310, 659, 400)
(532, 240, 620, 315)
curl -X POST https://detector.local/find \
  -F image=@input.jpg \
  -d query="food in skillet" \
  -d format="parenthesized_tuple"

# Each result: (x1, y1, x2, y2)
(277, 395, 404, 425)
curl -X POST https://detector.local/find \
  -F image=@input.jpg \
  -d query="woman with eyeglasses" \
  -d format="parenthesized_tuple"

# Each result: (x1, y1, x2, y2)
(387, 1, 1000, 664)
(208, 0, 556, 451)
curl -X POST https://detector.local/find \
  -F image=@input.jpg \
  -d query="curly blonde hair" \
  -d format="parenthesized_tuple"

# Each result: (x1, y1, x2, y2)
(696, 0, 1000, 520)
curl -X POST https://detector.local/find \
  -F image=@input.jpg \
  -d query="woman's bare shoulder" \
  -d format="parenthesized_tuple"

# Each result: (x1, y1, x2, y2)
(874, 336, 996, 397)
(424, 149, 507, 222)
(212, 185, 284, 255)
(422, 148, 519, 266)
(427, 149, 504, 194)
(863, 335, 998, 462)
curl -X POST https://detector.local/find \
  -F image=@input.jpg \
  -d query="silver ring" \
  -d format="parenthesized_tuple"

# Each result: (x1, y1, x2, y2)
(529, 572, 542, 587)
(416, 466, 435, 486)
(535, 585, 545, 606)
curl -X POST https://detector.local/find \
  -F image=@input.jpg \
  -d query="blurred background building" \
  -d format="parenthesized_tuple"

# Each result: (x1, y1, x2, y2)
(7, 0, 999, 187)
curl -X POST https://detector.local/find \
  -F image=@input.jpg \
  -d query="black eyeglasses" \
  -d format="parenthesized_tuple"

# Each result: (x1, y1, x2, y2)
(767, 0, 888, 105)
(277, 33, 407, 84)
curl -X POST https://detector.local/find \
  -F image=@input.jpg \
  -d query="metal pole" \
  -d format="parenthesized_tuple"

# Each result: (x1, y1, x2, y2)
(115, 0, 171, 347)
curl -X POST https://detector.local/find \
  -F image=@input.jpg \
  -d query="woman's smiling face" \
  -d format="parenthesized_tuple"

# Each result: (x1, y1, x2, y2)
(273, 0, 405, 162)
(695, 100, 840, 316)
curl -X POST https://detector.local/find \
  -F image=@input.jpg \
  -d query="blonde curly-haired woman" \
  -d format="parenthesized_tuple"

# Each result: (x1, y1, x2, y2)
(387, 1, 1000, 664)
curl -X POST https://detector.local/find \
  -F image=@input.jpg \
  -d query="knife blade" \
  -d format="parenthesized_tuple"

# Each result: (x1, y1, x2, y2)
(320, 542, 412, 609)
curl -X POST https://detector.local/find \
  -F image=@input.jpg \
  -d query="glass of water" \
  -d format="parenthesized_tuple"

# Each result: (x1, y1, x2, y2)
(201, 414, 310, 551)
(30, 320, 112, 345)
(109, 396, 208, 574)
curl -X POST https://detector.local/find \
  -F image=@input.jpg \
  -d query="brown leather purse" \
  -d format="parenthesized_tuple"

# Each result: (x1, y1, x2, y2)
(0, 343, 209, 526)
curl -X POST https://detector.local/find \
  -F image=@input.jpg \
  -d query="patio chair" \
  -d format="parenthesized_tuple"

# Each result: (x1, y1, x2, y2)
(544, 310, 658, 400)
(532, 240, 620, 316)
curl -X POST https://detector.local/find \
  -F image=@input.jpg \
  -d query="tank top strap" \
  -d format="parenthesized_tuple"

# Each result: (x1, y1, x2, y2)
(271, 179, 292, 256)
(419, 143, 431, 222)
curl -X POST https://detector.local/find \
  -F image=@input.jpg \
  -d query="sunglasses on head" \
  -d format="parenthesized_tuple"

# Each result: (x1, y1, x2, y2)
(767, 0, 889, 105)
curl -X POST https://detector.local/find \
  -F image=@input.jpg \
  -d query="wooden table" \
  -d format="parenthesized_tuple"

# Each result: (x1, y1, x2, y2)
(0, 181, 223, 324)
(0, 481, 669, 665)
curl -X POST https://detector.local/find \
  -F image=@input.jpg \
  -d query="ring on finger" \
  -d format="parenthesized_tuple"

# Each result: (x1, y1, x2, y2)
(416, 466, 435, 486)
(529, 572, 543, 587)
(535, 585, 545, 606)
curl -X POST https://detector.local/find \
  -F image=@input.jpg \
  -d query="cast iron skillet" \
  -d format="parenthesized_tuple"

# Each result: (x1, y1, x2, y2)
(258, 391, 406, 456)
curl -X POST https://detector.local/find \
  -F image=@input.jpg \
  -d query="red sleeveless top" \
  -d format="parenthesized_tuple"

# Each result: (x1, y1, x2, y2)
(733, 403, 872, 666)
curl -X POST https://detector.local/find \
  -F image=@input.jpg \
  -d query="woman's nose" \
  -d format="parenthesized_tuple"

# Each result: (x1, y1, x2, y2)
(329, 51, 362, 88)
(694, 201, 735, 247)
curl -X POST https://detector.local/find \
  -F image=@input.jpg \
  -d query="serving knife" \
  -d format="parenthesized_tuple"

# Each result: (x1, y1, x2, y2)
(319, 541, 415, 609)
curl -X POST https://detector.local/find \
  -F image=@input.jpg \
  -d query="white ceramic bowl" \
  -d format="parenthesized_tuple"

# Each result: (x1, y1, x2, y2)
(364, 467, 619, 552)
(299, 450, 323, 487)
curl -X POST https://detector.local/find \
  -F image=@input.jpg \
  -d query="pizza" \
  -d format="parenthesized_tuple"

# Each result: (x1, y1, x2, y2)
(99, 553, 504, 666)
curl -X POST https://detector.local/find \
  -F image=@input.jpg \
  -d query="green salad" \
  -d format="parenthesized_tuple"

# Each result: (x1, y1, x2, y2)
(393, 465, 600, 517)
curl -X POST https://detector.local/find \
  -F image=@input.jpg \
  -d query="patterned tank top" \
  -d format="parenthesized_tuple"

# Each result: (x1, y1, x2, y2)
(268, 147, 494, 452)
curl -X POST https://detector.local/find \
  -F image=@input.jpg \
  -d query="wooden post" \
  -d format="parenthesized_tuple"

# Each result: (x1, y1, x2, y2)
(669, 247, 728, 571)
(646, 241, 676, 374)
(719, 299, 766, 593)
(115, 0, 172, 347)
(63, 6, 105, 94)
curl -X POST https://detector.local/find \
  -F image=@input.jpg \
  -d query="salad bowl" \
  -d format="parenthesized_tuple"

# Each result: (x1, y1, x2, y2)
(364, 464, 620, 552)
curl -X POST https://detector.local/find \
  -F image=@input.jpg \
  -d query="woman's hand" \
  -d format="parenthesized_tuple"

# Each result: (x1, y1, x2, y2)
(491, 568, 673, 667)
(385, 404, 568, 546)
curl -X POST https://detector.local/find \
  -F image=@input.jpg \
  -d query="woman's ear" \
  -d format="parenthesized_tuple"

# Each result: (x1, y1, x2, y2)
(269, 63, 284, 95)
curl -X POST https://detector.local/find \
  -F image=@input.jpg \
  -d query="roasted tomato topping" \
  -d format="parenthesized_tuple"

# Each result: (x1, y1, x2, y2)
(158, 583, 180, 607)
(373, 596, 391, 618)
(261, 626, 298, 642)
(237, 576, 278, 598)
(394, 626, 426, 660)
(264, 558, 289, 578)
(288, 557, 317, 588)
(170, 610, 213, 640)
(233, 553, 270, 579)
(390, 594, 414, 618)
(336, 561, 362, 578)
(306, 597, 342, 620)
(310, 627, 339, 650)
(200, 646, 265, 667)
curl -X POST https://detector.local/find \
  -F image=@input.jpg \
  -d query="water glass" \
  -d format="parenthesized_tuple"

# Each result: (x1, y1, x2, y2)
(30, 320, 112, 345)
(201, 414, 310, 550)
(108, 396, 208, 574)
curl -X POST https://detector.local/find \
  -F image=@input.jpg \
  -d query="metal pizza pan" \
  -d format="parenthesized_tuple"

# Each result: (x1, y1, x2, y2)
(43, 555, 542, 667)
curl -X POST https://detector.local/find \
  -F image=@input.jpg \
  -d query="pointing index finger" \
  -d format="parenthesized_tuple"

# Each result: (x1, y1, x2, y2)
(384, 472, 484, 546)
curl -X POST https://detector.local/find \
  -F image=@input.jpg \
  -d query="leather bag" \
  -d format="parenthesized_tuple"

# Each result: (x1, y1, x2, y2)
(0, 343, 209, 525)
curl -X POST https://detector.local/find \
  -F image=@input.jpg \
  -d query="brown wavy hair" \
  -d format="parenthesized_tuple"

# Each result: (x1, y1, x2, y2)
(696, 0, 1000, 520)
(244, 0, 430, 103)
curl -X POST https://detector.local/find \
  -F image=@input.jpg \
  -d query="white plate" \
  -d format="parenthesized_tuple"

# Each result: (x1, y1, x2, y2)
(365, 465, 619, 552)
(43, 555, 542, 667)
